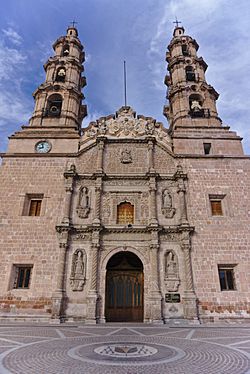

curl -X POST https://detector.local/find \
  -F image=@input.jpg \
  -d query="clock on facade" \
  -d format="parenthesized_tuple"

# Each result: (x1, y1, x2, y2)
(35, 140, 52, 153)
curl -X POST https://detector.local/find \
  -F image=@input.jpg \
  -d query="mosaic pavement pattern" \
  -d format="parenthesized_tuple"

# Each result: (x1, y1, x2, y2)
(0, 324, 249, 373)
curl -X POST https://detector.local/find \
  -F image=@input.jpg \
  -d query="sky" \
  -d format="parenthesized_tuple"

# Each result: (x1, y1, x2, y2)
(0, 0, 249, 154)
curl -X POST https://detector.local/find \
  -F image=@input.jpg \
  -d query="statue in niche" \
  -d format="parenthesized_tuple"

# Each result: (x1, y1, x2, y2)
(70, 249, 86, 291)
(162, 189, 176, 218)
(77, 187, 90, 218)
(164, 250, 180, 292)
(120, 149, 132, 163)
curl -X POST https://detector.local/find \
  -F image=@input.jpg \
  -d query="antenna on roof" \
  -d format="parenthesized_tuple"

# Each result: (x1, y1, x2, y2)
(123, 60, 127, 107)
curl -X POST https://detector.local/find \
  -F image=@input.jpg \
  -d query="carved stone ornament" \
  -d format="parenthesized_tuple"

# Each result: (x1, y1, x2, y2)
(77, 186, 90, 218)
(82, 106, 171, 148)
(120, 148, 132, 163)
(162, 189, 176, 218)
(70, 249, 87, 291)
(164, 250, 180, 292)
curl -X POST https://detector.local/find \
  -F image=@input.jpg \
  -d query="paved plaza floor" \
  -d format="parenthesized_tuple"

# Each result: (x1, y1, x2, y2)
(0, 323, 249, 373)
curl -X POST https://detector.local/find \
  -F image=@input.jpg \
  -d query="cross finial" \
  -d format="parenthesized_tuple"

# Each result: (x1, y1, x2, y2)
(173, 17, 181, 28)
(70, 20, 78, 28)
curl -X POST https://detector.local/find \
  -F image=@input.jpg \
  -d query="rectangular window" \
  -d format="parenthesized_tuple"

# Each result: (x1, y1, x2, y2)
(211, 200, 223, 215)
(13, 265, 33, 289)
(209, 194, 225, 216)
(218, 265, 236, 291)
(203, 143, 211, 155)
(29, 199, 42, 216)
(22, 194, 44, 216)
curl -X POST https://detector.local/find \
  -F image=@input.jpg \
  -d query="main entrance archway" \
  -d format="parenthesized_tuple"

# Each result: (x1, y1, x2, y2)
(105, 251, 144, 322)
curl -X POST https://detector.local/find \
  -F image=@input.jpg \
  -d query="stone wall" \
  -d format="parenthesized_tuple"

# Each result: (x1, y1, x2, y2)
(0, 156, 69, 315)
(184, 157, 250, 320)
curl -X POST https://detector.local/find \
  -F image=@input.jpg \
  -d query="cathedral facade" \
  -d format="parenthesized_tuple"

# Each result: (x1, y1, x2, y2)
(0, 25, 249, 323)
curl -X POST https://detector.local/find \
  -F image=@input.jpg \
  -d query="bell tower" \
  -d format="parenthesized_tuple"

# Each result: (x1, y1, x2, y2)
(164, 25, 243, 156)
(29, 25, 87, 131)
(7, 25, 87, 154)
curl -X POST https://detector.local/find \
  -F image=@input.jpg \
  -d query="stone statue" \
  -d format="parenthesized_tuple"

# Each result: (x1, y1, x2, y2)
(165, 251, 177, 277)
(164, 250, 180, 292)
(70, 249, 86, 291)
(77, 187, 90, 218)
(145, 120, 155, 135)
(162, 189, 175, 218)
(163, 190, 172, 209)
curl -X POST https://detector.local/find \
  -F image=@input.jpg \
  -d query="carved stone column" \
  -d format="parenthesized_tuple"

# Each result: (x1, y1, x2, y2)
(157, 246, 167, 322)
(51, 227, 69, 323)
(148, 243, 163, 323)
(93, 177, 102, 225)
(87, 229, 101, 323)
(147, 139, 155, 172)
(149, 176, 158, 226)
(62, 165, 76, 225)
(177, 177, 188, 225)
(181, 238, 199, 320)
(96, 138, 105, 172)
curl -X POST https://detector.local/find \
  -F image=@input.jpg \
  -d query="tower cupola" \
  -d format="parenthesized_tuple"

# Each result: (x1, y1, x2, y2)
(164, 25, 221, 132)
(29, 26, 87, 133)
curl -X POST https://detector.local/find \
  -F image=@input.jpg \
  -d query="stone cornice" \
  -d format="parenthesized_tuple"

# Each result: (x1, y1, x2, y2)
(0, 153, 78, 158)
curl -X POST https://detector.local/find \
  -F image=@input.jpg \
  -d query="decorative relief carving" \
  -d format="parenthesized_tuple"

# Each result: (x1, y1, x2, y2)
(164, 250, 180, 292)
(70, 249, 86, 291)
(105, 180, 147, 186)
(120, 148, 132, 164)
(82, 106, 171, 147)
(162, 189, 176, 218)
(101, 193, 112, 222)
(71, 233, 91, 241)
(140, 192, 149, 225)
(77, 187, 90, 218)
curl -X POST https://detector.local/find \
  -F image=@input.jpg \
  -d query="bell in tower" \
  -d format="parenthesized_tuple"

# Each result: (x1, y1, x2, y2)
(29, 24, 87, 133)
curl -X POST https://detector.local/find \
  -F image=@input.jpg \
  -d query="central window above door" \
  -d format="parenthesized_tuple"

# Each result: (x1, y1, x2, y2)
(117, 202, 134, 224)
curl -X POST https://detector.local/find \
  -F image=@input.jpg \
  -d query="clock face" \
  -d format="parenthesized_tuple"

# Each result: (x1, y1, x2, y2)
(35, 141, 51, 153)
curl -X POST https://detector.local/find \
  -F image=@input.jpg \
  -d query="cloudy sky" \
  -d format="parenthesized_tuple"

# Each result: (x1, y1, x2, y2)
(0, 0, 249, 153)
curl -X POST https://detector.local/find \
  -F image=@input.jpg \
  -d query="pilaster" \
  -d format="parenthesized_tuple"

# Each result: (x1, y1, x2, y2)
(52, 227, 70, 323)
(181, 236, 199, 320)
(148, 176, 158, 226)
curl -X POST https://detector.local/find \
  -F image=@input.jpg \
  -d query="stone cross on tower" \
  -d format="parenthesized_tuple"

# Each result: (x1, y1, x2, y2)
(173, 18, 181, 28)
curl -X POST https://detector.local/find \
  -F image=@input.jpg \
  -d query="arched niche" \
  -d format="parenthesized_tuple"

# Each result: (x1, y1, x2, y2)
(46, 94, 62, 117)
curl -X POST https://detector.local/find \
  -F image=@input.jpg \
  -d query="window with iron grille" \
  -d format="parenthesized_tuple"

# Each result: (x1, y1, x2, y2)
(13, 265, 33, 289)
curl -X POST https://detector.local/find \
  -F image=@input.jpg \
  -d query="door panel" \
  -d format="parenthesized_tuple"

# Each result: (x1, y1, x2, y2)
(105, 270, 143, 322)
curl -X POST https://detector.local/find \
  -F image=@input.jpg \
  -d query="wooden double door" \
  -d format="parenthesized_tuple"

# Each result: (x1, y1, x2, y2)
(105, 269, 144, 322)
